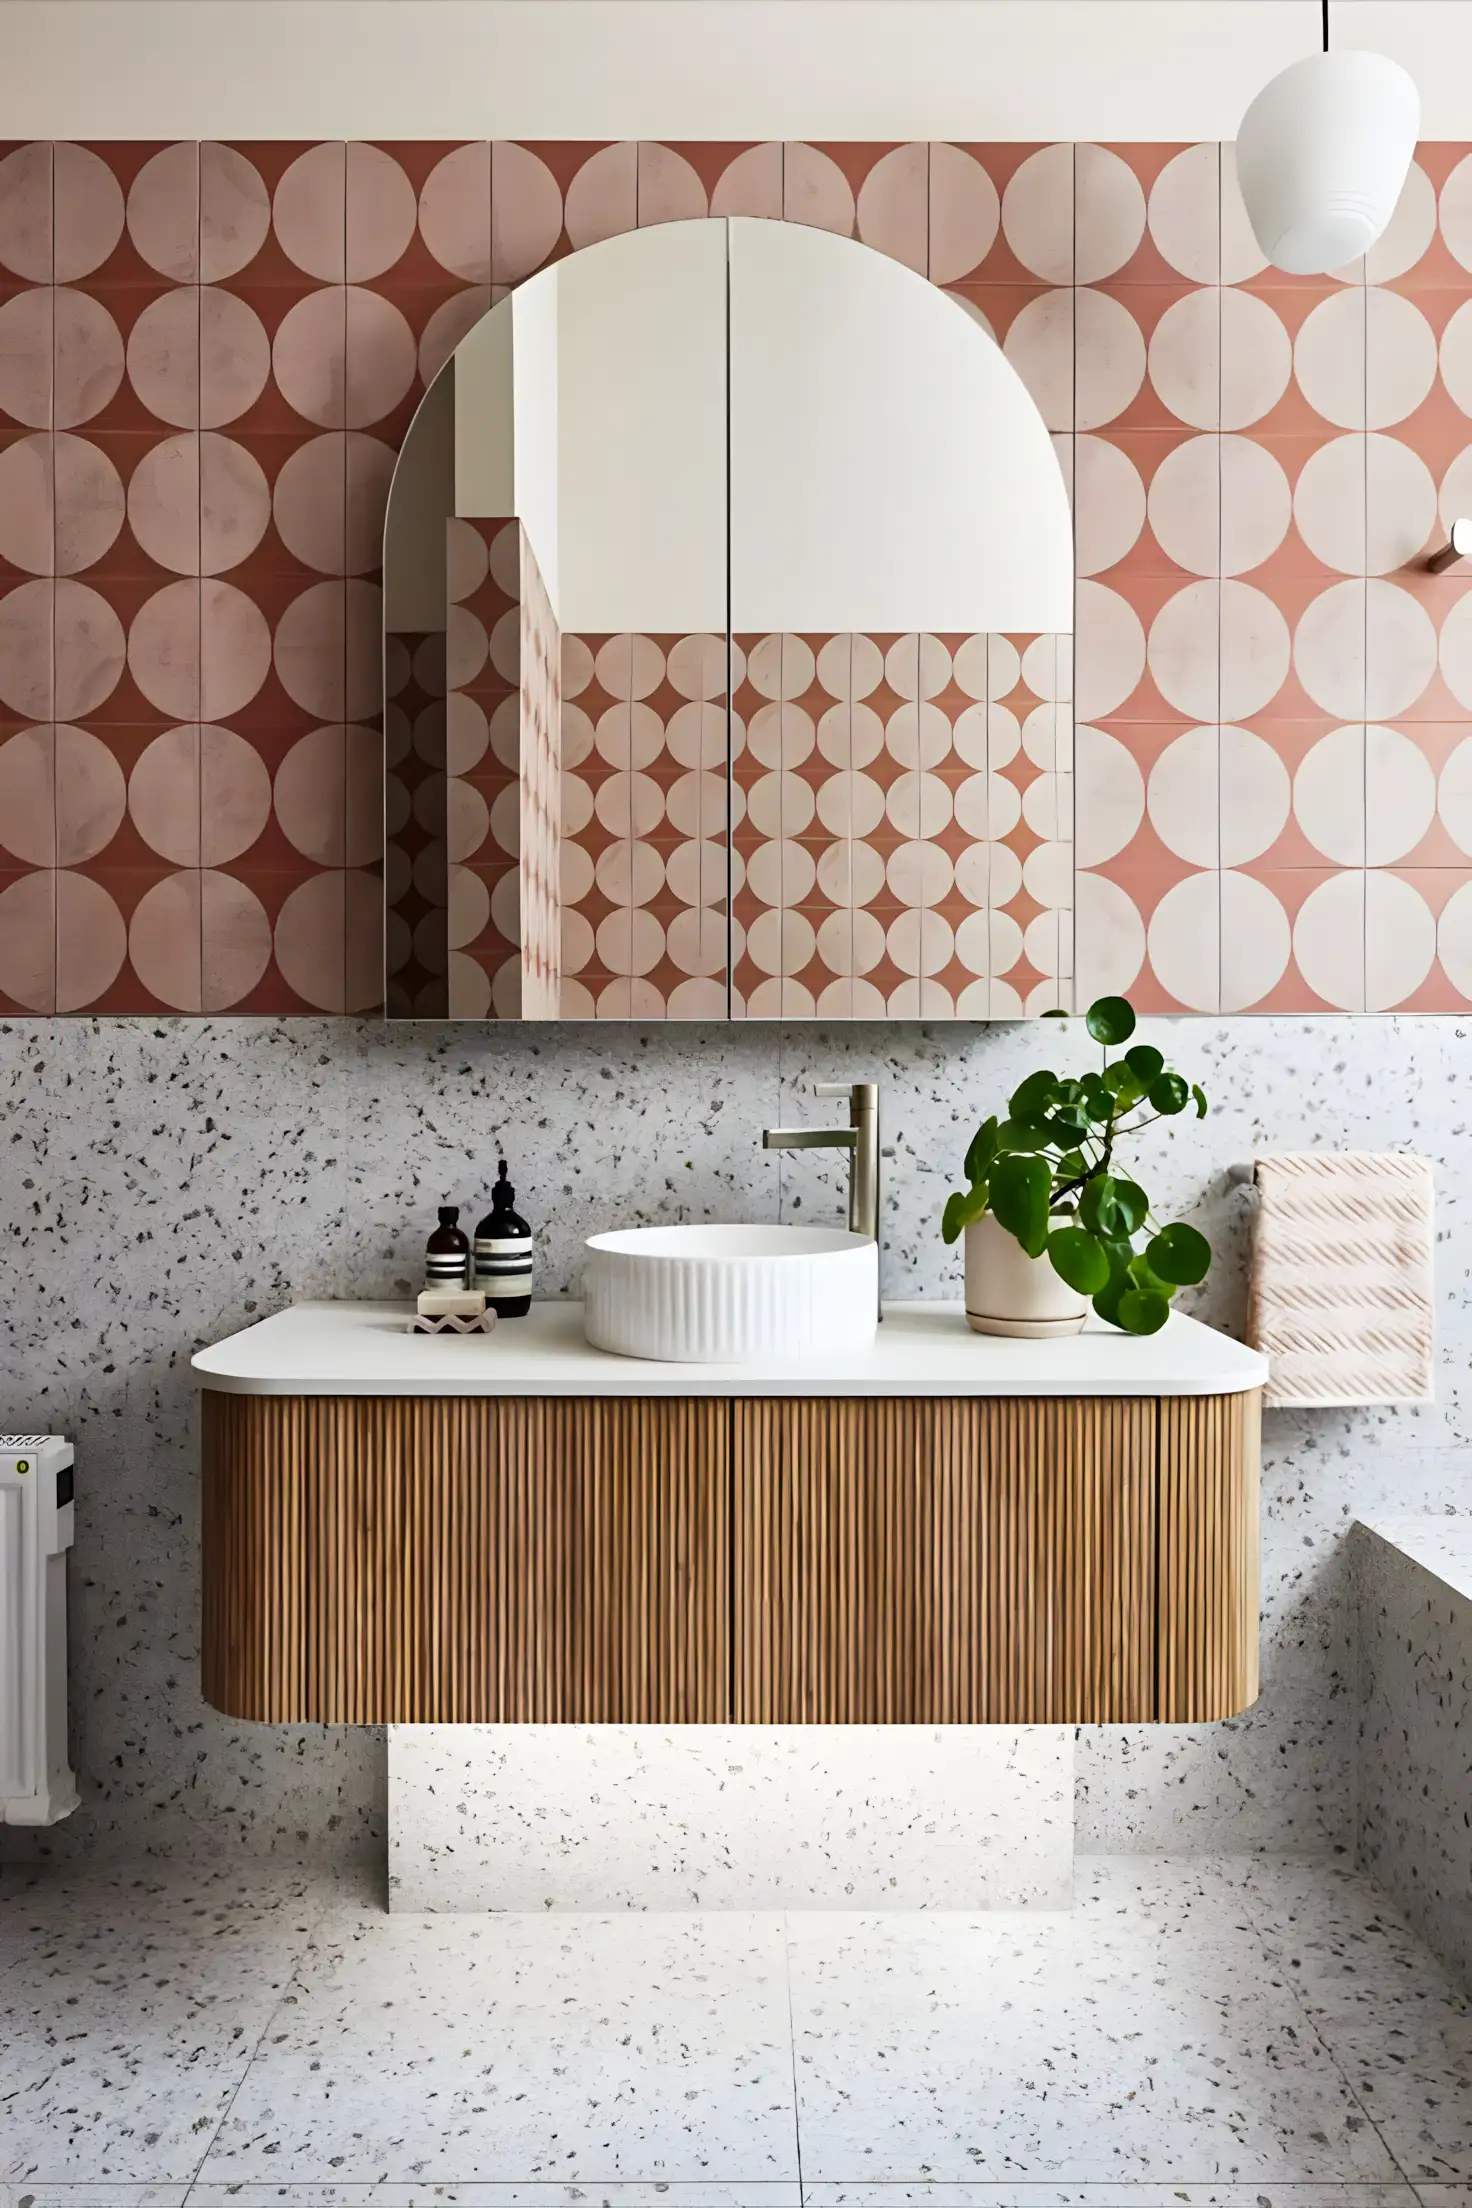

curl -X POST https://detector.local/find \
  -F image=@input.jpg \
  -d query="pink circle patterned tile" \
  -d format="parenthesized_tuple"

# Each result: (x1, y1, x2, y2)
(53, 143, 124, 282)
(127, 144, 199, 282)
(127, 433, 201, 574)
(345, 288, 419, 426)
(0, 143, 53, 282)
(420, 144, 492, 282)
(0, 580, 48, 719)
(200, 578, 273, 721)
(927, 145, 999, 285)
(564, 144, 637, 251)
(710, 145, 782, 221)
(490, 143, 564, 283)
(1074, 144, 1146, 284)
(0, 725, 58, 863)
(126, 290, 203, 428)
(1147, 144, 1222, 284)
(0, 291, 55, 429)
(54, 722, 127, 864)
(200, 143, 271, 282)
(200, 289, 272, 428)
(273, 434, 356, 574)
(782, 145, 855, 239)
(274, 869, 368, 1012)
(199, 724, 274, 865)
(273, 145, 347, 281)
(0, 435, 55, 574)
(53, 291, 126, 430)
(128, 579, 202, 719)
(275, 723, 380, 866)
(202, 868, 275, 1009)
(200, 433, 274, 575)
(56, 868, 126, 1011)
(1001, 144, 1074, 283)
(638, 143, 707, 227)
(128, 871, 205, 1010)
(55, 578, 126, 719)
(273, 580, 374, 720)
(1002, 293, 1073, 431)
(346, 143, 418, 282)
(129, 724, 201, 863)
(273, 290, 349, 427)
(0, 867, 56, 1009)
(855, 145, 928, 273)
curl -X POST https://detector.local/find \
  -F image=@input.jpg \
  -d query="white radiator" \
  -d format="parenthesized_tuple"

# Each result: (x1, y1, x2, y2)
(0, 1435, 78, 1824)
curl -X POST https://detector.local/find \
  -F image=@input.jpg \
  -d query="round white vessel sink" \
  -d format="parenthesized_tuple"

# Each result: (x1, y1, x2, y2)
(583, 1223, 878, 1364)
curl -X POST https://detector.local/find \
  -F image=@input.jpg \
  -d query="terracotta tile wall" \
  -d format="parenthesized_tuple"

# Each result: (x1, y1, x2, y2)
(1, 138, 1470, 1015)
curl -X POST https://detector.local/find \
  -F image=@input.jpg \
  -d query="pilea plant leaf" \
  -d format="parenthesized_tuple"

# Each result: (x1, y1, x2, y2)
(1117, 1286, 1170, 1334)
(989, 1152, 1051, 1258)
(941, 1181, 990, 1245)
(1085, 995, 1136, 1046)
(1148, 1071, 1189, 1115)
(963, 1114, 1000, 1183)
(1146, 1221, 1211, 1285)
(1048, 1226, 1111, 1295)
(943, 995, 1215, 1338)
(1009, 1069, 1058, 1116)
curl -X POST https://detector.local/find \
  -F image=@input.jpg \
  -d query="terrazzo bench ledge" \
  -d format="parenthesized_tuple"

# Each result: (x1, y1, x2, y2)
(1356, 1516, 1472, 1987)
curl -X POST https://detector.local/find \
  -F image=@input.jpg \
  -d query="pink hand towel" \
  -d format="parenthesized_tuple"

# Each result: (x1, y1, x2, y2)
(1248, 1152, 1434, 1407)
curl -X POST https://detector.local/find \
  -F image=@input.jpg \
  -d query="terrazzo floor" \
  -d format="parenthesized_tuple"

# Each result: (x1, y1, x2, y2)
(1, 1855, 1470, 2208)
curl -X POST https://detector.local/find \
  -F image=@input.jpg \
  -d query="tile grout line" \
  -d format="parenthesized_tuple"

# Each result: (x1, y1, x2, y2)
(1234, 1865, 1422, 2196)
(177, 1879, 341, 2206)
(782, 1908, 807, 2207)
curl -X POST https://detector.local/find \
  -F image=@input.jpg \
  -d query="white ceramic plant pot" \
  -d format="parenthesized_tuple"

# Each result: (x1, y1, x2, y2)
(963, 1211, 1088, 1339)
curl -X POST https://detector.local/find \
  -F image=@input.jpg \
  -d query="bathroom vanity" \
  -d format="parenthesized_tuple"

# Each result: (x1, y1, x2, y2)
(195, 1301, 1265, 1733)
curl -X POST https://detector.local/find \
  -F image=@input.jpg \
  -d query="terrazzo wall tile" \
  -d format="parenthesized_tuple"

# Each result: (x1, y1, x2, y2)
(1, 1009, 1471, 1866)
(1355, 1522, 1472, 1984)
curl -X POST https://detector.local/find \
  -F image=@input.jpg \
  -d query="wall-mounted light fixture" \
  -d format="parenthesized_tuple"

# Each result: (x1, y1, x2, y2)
(1236, 0, 1419, 275)
(1427, 520, 1472, 574)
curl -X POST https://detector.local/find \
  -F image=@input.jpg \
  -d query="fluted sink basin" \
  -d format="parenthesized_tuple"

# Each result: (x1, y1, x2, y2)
(583, 1224, 878, 1364)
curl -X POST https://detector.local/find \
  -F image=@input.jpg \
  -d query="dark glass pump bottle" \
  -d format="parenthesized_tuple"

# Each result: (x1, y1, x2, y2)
(474, 1162, 533, 1317)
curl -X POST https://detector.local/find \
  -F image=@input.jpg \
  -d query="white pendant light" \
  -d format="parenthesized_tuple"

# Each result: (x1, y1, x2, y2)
(1236, 0, 1420, 275)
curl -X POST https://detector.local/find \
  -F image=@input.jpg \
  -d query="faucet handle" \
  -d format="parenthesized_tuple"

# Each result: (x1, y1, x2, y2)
(814, 1080, 878, 1108)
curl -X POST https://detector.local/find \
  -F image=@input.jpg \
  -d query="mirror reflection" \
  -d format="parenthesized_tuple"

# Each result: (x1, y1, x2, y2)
(383, 216, 1073, 1020)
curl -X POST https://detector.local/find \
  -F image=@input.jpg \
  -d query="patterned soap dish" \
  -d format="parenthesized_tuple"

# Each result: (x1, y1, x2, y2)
(407, 1311, 498, 1336)
(408, 1288, 497, 1336)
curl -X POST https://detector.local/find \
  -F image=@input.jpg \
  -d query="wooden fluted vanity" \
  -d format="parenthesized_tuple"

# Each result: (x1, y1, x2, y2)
(195, 1301, 1265, 1730)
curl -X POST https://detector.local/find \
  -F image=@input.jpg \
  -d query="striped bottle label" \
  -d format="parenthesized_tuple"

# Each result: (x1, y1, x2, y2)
(475, 1235, 533, 1301)
(425, 1251, 469, 1288)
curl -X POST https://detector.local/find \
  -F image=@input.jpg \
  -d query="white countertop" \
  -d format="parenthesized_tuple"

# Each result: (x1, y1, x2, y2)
(192, 1300, 1268, 1398)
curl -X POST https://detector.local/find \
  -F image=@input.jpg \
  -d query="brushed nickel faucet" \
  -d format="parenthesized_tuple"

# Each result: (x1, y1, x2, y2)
(763, 1081, 881, 1312)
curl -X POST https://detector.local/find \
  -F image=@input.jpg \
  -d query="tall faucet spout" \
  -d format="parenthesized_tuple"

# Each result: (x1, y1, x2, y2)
(761, 1081, 882, 1317)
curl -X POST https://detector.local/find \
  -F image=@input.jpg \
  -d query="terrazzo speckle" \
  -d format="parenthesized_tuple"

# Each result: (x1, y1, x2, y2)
(386, 1724, 1073, 1911)
(1, 1854, 1469, 2198)
(1, 1014, 1471, 1865)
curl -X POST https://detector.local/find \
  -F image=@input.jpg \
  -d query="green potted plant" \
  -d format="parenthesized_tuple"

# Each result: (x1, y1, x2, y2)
(942, 995, 1212, 1339)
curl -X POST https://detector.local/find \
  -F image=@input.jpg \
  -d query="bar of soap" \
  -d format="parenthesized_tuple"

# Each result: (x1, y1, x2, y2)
(417, 1287, 486, 1318)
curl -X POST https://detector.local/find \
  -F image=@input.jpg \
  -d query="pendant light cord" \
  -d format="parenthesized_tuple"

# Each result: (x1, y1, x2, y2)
(1322, 0, 1329, 51)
